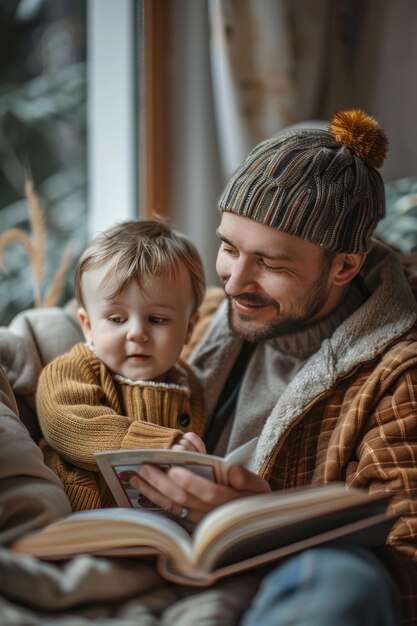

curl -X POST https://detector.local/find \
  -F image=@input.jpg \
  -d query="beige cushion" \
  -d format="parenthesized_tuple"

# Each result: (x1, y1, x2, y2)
(0, 307, 83, 439)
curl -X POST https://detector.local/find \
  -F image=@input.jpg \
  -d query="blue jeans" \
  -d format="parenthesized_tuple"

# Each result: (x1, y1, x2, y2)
(241, 547, 399, 626)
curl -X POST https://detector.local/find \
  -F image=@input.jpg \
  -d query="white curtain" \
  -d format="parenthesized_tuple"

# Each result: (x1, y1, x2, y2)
(169, 0, 223, 286)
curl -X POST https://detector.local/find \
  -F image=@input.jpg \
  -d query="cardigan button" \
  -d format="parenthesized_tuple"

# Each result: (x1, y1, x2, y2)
(178, 412, 191, 427)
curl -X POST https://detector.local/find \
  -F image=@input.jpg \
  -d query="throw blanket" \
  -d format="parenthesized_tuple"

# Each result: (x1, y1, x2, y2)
(0, 550, 258, 626)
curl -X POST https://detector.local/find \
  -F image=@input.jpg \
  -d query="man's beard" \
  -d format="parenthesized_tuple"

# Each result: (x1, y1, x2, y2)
(227, 272, 331, 342)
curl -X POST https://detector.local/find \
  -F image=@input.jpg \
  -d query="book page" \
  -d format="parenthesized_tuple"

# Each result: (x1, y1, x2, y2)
(94, 438, 257, 509)
(192, 485, 391, 565)
(12, 508, 195, 566)
(180, 511, 396, 586)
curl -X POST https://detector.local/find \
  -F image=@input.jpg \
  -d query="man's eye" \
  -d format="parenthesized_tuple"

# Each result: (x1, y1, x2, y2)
(108, 316, 126, 324)
(258, 258, 281, 271)
(149, 316, 168, 325)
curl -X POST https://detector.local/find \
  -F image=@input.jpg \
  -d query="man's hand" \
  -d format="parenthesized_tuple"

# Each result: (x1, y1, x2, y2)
(129, 464, 270, 526)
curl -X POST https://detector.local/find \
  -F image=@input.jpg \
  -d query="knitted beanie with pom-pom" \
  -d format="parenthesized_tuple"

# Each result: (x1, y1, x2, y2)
(218, 109, 388, 253)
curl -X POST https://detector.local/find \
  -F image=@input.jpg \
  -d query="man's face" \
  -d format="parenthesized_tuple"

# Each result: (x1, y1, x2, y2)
(79, 261, 196, 381)
(216, 212, 338, 342)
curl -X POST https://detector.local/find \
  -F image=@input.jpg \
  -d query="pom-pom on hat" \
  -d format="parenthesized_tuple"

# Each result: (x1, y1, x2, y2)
(218, 109, 388, 253)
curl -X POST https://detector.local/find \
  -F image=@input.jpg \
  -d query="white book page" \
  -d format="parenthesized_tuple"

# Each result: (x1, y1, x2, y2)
(94, 438, 258, 508)
(14, 508, 194, 565)
(192, 484, 372, 558)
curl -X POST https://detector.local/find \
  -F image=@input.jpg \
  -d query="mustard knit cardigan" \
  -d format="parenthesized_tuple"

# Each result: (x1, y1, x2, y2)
(36, 343, 206, 511)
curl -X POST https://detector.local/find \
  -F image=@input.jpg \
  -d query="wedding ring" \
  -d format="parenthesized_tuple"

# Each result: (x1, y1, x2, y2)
(179, 506, 189, 520)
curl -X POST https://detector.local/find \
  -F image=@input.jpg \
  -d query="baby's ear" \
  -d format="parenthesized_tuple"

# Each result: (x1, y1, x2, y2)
(78, 307, 93, 343)
(185, 310, 200, 345)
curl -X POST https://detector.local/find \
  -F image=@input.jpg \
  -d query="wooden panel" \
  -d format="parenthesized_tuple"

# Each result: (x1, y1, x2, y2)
(140, 0, 170, 218)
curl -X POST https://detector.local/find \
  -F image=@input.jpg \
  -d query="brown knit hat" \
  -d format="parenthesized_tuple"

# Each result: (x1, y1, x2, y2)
(218, 110, 389, 253)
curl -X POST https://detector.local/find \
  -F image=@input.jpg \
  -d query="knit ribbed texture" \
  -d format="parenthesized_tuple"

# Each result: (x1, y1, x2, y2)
(218, 127, 386, 253)
(37, 343, 205, 511)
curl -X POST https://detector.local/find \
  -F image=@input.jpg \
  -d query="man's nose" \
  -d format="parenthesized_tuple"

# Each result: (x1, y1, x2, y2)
(224, 257, 255, 296)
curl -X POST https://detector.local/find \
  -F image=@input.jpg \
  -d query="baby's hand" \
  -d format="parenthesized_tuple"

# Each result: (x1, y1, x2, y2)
(171, 432, 206, 454)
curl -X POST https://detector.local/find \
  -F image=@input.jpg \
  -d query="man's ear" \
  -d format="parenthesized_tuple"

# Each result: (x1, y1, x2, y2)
(78, 307, 93, 343)
(330, 252, 366, 286)
(185, 310, 200, 345)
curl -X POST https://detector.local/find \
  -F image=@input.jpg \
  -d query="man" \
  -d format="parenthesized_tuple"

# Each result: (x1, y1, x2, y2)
(132, 109, 417, 626)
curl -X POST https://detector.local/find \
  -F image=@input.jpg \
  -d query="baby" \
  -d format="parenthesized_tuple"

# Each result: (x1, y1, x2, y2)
(37, 219, 206, 511)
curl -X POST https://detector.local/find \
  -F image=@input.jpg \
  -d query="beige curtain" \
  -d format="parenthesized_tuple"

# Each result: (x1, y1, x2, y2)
(168, 0, 417, 282)
(209, 0, 299, 177)
(208, 0, 417, 182)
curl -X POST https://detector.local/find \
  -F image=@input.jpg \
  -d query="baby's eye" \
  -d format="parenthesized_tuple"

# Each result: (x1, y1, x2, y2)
(108, 315, 126, 324)
(149, 315, 168, 325)
(222, 244, 238, 256)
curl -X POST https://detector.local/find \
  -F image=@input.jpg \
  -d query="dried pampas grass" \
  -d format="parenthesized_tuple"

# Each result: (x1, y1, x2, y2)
(0, 176, 72, 308)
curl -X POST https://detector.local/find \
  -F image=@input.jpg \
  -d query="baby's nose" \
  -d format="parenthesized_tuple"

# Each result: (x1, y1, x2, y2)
(126, 323, 149, 342)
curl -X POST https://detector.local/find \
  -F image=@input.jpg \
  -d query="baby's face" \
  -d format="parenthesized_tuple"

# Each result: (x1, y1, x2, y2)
(78, 262, 196, 381)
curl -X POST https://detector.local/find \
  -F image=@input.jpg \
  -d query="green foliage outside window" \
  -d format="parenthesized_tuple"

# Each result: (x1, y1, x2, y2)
(0, 0, 88, 325)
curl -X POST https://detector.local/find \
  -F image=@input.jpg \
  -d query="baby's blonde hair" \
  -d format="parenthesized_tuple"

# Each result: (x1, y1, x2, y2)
(75, 219, 206, 311)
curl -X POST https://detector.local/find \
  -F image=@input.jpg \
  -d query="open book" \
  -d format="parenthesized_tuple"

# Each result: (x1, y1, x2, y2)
(12, 484, 397, 586)
(93, 438, 257, 508)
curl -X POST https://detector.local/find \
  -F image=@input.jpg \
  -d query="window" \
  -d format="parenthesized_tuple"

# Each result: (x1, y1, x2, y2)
(0, 0, 87, 323)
